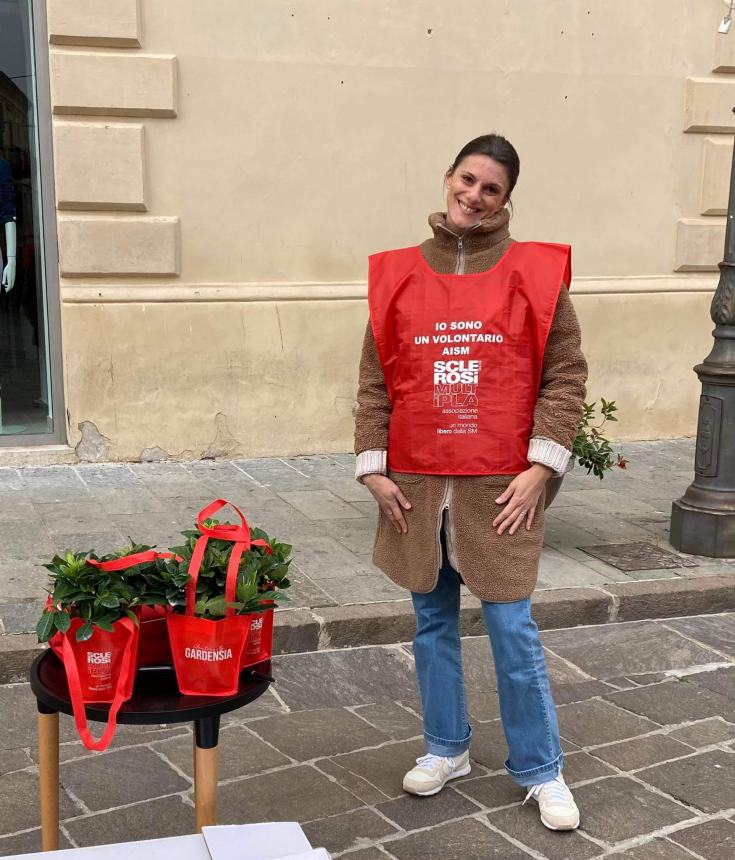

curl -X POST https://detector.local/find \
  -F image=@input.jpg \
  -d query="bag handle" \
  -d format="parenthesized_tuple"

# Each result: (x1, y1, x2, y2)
(185, 499, 272, 618)
(61, 617, 137, 752)
(184, 531, 249, 619)
(88, 550, 181, 572)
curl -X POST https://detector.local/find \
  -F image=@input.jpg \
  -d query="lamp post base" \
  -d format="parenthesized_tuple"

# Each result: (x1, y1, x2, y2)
(670, 497, 735, 557)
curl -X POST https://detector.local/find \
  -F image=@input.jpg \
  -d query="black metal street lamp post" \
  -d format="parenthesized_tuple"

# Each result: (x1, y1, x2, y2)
(670, 107, 735, 556)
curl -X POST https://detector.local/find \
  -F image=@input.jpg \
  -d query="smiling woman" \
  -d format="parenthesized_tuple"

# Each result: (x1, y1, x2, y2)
(354, 133, 588, 833)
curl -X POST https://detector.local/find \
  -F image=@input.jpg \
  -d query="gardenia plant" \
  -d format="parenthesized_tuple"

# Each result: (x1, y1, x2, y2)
(164, 520, 292, 619)
(36, 543, 175, 643)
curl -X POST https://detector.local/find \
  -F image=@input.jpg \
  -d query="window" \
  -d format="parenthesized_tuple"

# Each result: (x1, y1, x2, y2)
(0, 0, 60, 441)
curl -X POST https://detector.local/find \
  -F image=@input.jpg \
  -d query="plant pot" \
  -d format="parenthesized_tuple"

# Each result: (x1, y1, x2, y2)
(544, 475, 564, 509)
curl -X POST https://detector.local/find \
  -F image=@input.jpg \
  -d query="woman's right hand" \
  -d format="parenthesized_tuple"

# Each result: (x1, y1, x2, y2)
(362, 474, 412, 534)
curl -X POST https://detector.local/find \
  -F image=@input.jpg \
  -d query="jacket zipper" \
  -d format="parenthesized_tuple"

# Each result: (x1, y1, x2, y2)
(437, 476, 461, 573)
(456, 236, 465, 275)
(436, 221, 480, 275)
(434, 221, 474, 575)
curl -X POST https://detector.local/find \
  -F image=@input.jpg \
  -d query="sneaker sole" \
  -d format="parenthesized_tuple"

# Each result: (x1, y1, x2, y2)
(403, 764, 472, 797)
(540, 814, 580, 832)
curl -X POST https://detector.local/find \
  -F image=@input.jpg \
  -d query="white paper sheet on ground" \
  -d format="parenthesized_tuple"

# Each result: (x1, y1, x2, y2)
(9, 834, 210, 860)
(201, 823, 319, 860)
(8, 824, 327, 860)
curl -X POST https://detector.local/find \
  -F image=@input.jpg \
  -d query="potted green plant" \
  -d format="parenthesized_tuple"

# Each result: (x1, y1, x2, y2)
(34, 543, 183, 752)
(36, 543, 173, 643)
(163, 512, 293, 696)
(164, 520, 293, 618)
(544, 399, 628, 508)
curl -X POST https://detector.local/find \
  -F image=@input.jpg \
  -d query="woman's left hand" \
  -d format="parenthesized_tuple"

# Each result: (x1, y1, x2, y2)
(492, 464, 554, 535)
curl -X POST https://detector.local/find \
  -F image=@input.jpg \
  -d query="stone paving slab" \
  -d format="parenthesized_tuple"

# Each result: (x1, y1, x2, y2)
(636, 749, 735, 813)
(556, 700, 660, 747)
(665, 614, 735, 658)
(59, 746, 191, 812)
(561, 751, 616, 784)
(668, 717, 735, 747)
(63, 796, 194, 849)
(152, 727, 291, 781)
(485, 804, 600, 859)
(604, 677, 735, 724)
(541, 621, 728, 678)
(667, 818, 735, 859)
(608, 840, 699, 859)
(218, 764, 365, 824)
(385, 817, 534, 859)
(339, 849, 387, 860)
(1, 611, 734, 858)
(302, 808, 400, 855)
(375, 787, 481, 832)
(690, 666, 735, 699)
(249, 708, 389, 760)
(589, 735, 693, 771)
(269, 646, 420, 712)
(0, 830, 73, 856)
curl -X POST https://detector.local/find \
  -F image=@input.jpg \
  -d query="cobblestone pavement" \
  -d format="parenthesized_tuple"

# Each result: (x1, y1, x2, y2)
(1, 438, 734, 646)
(1, 612, 734, 858)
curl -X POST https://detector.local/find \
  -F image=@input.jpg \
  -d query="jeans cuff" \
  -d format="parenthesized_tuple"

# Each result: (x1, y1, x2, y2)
(505, 751, 564, 787)
(424, 726, 472, 758)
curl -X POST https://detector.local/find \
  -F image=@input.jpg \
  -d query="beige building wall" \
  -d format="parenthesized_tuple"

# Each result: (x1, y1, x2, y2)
(46, 0, 734, 460)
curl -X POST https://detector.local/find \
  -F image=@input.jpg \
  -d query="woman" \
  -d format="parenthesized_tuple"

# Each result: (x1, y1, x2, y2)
(354, 134, 587, 831)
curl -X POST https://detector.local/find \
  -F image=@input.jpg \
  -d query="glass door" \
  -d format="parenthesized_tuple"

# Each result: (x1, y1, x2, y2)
(0, 0, 63, 444)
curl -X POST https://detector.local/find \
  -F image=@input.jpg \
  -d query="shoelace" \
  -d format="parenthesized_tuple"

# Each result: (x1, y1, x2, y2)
(415, 753, 451, 770)
(523, 775, 570, 806)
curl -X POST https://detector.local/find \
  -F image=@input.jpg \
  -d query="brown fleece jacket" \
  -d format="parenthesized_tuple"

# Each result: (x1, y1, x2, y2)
(354, 208, 588, 602)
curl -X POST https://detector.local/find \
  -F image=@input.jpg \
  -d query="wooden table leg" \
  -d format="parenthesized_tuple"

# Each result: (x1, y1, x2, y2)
(193, 717, 220, 832)
(37, 708, 59, 852)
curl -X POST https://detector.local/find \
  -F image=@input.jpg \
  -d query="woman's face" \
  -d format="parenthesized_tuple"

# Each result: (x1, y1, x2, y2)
(444, 155, 510, 232)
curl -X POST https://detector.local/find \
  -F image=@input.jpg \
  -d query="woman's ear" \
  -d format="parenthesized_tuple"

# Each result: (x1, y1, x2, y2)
(444, 167, 454, 188)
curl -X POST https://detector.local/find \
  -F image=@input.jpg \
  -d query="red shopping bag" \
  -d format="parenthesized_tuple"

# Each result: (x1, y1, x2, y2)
(167, 499, 272, 696)
(241, 606, 275, 670)
(54, 617, 138, 752)
(136, 605, 172, 666)
(47, 549, 179, 751)
(88, 550, 181, 668)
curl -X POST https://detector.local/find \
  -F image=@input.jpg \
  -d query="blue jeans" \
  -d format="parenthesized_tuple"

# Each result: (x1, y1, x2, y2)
(411, 545, 563, 787)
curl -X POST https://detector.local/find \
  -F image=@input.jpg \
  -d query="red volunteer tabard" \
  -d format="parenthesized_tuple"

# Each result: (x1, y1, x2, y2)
(368, 241, 571, 475)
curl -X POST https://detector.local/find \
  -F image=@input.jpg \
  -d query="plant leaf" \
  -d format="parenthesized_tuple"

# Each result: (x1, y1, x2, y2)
(76, 622, 94, 642)
(53, 610, 71, 633)
(36, 612, 57, 643)
(204, 595, 227, 617)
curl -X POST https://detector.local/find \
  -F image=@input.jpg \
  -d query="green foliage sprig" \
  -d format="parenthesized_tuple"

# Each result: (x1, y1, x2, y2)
(36, 543, 172, 643)
(165, 520, 292, 619)
(572, 399, 628, 480)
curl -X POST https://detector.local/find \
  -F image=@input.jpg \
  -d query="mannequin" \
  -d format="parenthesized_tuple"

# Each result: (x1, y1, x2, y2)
(0, 157, 16, 292)
(1, 221, 17, 293)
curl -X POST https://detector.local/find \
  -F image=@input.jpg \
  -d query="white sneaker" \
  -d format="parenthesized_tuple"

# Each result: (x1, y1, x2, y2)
(402, 750, 471, 796)
(523, 773, 580, 831)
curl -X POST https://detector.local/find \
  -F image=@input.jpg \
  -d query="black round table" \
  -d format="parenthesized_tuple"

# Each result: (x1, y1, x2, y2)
(30, 650, 272, 851)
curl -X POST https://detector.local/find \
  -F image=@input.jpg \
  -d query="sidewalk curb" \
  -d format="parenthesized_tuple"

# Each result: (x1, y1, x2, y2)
(2, 575, 734, 684)
(276, 575, 735, 651)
